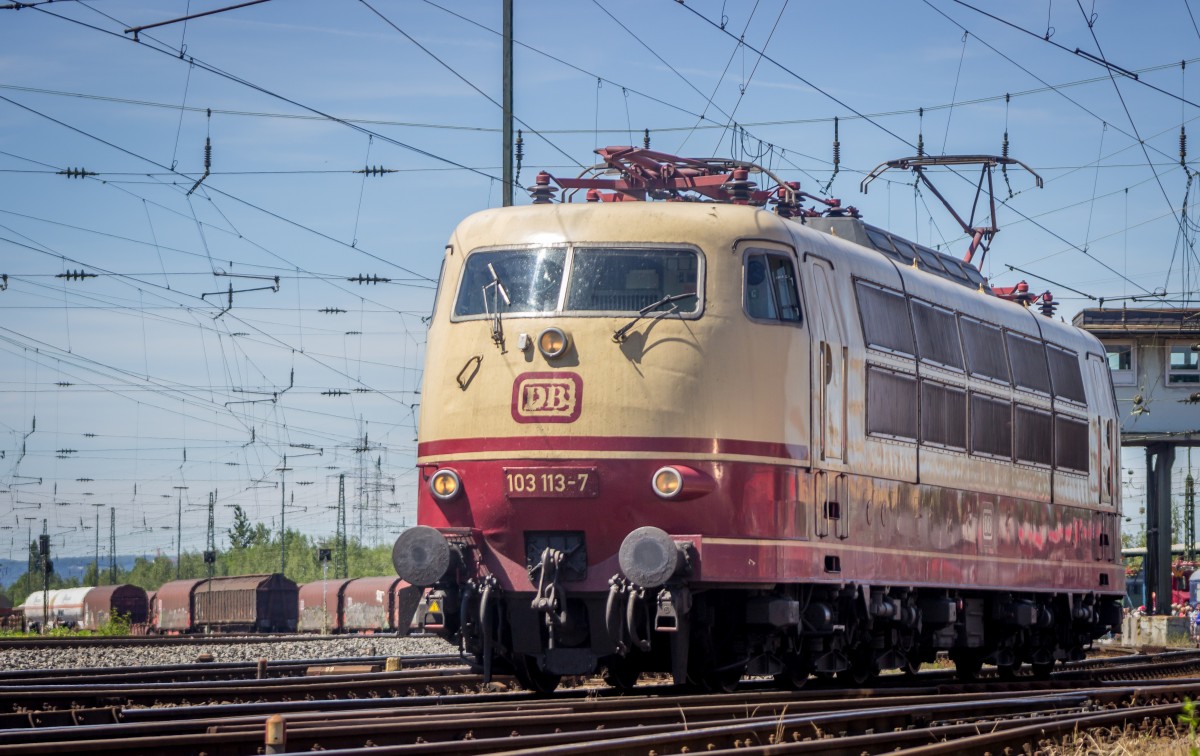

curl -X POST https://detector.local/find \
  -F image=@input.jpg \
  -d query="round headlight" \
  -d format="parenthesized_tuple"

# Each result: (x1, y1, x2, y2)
(538, 327, 569, 359)
(652, 467, 683, 499)
(429, 469, 461, 501)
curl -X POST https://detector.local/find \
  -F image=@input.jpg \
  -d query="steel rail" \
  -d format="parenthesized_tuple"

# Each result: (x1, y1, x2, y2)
(1, 650, 1199, 753)
(0, 632, 407, 648)
(0, 668, 485, 711)
(0, 653, 464, 685)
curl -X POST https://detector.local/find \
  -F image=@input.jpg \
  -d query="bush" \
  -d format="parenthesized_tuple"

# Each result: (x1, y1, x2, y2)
(96, 611, 131, 636)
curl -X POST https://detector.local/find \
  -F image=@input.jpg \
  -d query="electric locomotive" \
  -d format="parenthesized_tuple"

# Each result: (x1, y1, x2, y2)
(393, 147, 1124, 692)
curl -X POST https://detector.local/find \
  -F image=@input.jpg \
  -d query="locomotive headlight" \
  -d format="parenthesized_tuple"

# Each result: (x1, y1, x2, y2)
(651, 465, 715, 501)
(537, 327, 569, 359)
(429, 469, 461, 501)
(652, 467, 684, 498)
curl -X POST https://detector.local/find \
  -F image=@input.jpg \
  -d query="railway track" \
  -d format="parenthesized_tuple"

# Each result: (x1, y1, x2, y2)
(0, 632, 410, 649)
(0, 653, 464, 685)
(0, 649, 1196, 754)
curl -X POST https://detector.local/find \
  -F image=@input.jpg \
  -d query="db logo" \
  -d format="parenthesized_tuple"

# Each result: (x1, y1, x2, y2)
(511, 371, 583, 423)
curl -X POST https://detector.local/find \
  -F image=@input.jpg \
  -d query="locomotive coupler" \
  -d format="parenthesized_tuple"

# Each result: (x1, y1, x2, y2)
(654, 584, 691, 633)
(530, 547, 570, 641)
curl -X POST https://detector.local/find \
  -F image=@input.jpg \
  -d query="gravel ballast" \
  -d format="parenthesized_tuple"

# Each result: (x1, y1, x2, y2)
(0, 634, 458, 671)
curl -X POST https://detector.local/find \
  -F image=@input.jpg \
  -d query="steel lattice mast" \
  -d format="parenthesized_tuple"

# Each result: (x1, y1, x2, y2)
(108, 507, 116, 584)
(336, 473, 348, 579)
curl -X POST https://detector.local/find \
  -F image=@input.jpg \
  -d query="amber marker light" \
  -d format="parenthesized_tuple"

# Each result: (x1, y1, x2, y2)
(650, 465, 715, 501)
(652, 467, 683, 499)
(429, 469, 461, 501)
(537, 327, 569, 359)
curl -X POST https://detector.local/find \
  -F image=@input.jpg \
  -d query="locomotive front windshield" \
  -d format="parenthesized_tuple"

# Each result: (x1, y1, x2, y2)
(453, 246, 700, 318)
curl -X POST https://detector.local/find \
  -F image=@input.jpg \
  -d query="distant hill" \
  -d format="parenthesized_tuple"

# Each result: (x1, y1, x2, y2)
(0, 555, 144, 589)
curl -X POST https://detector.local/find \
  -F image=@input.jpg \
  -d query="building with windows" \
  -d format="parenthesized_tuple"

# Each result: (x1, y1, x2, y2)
(1073, 308, 1200, 439)
(1074, 307, 1200, 615)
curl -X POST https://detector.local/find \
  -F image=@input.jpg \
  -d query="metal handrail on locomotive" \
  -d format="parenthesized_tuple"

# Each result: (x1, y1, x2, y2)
(392, 146, 1123, 693)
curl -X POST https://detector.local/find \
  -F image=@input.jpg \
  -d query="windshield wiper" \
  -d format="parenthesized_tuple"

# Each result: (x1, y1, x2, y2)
(482, 263, 511, 352)
(612, 292, 696, 343)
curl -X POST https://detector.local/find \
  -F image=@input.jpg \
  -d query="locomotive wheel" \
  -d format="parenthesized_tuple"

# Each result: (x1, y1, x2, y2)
(996, 662, 1021, 680)
(952, 652, 984, 682)
(838, 656, 879, 686)
(700, 665, 744, 693)
(773, 657, 810, 690)
(1030, 661, 1055, 679)
(512, 654, 561, 695)
(602, 656, 641, 690)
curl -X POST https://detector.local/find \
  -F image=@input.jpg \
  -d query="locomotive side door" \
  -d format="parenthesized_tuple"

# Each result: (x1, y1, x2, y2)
(804, 255, 847, 466)
(1086, 353, 1119, 565)
(1086, 354, 1117, 509)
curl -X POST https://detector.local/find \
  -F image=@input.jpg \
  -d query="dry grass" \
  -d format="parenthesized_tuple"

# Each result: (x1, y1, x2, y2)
(1039, 721, 1197, 755)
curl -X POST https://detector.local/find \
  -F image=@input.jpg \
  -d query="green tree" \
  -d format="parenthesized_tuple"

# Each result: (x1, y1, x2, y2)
(6, 531, 400, 599)
(228, 505, 255, 550)
(6, 540, 82, 606)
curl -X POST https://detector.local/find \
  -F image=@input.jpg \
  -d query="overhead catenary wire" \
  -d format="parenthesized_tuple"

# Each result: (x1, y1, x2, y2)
(4, 2, 1196, 553)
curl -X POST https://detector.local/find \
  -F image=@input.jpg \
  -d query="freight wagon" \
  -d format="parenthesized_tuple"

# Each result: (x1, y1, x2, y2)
(18, 585, 148, 631)
(297, 576, 420, 634)
(154, 574, 298, 633)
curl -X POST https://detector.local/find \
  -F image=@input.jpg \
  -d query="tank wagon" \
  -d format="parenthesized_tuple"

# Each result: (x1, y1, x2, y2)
(298, 577, 421, 633)
(154, 574, 297, 633)
(392, 147, 1124, 692)
(19, 585, 148, 630)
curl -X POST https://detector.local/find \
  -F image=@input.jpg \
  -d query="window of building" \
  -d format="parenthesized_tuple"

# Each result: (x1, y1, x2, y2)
(866, 366, 917, 440)
(1168, 345, 1200, 384)
(1105, 343, 1135, 385)
(856, 281, 915, 356)
(744, 252, 802, 323)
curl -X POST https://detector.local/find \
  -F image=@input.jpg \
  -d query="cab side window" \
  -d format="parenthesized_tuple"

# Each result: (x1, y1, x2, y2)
(745, 252, 802, 323)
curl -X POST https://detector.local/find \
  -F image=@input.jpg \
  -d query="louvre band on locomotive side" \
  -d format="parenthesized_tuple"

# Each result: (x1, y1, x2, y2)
(392, 148, 1123, 692)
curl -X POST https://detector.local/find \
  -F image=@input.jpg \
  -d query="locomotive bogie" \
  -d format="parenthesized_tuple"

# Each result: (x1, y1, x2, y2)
(398, 200, 1124, 691)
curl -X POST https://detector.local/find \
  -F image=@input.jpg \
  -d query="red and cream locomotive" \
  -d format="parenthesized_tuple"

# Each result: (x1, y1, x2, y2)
(392, 148, 1124, 692)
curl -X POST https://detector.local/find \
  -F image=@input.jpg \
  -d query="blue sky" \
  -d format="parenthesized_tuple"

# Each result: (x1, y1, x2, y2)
(1, 0, 1198, 564)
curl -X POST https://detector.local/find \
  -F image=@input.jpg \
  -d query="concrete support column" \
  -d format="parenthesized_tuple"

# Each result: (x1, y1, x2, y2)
(1146, 443, 1175, 614)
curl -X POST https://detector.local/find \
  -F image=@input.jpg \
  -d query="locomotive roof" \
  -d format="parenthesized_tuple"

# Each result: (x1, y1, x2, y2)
(804, 216, 991, 294)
